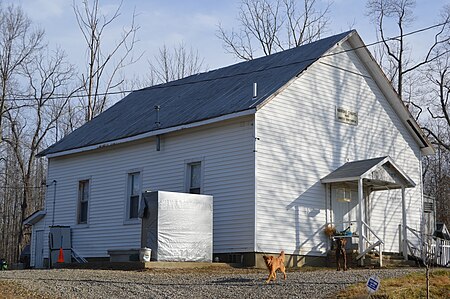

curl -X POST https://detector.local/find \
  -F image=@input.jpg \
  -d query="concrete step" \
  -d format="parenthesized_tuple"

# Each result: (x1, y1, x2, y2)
(326, 250, 419, 268)
(326, 251, 360, 268)
(363, 253, 419, 267)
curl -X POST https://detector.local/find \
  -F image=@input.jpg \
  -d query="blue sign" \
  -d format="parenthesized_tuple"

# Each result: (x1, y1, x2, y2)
(366, 276, 380, 293)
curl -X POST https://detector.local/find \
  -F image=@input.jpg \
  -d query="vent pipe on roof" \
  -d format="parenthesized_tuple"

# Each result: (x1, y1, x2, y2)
(154, 105, 161, 151)
(154, 105, 161, 128)
(253, 82, 257, 99)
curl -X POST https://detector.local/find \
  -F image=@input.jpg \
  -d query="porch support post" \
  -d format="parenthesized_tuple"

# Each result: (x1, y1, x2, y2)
(357, 177, 364, 266)
(402, 186, 408, 260)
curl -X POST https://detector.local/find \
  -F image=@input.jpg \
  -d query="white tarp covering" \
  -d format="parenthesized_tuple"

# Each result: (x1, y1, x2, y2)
(140, 191, 213, 262)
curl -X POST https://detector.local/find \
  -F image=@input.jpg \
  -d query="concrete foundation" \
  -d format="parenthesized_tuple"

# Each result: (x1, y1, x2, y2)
(107, 249, 140, 262)
(214, 252, 327, 268)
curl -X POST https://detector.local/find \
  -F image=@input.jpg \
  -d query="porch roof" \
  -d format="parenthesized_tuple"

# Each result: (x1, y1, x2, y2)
(321, 156, 415, 190)
(23, 209, 46, 226)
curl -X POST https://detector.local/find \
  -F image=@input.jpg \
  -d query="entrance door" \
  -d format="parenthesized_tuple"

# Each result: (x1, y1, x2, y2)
(34, 230, 44, 268)
(332, 187, 358, 233)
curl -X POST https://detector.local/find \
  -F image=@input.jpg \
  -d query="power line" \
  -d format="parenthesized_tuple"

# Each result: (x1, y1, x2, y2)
(2, 186, 44, 189)
(4, 89, 133, 102)
(3, 21, 447, 103)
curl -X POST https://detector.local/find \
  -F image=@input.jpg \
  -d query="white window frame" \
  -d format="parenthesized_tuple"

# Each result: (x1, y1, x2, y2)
(124, 170, 142, 224)
(76, 178, 91, 226)
(184, 158, 204, 194)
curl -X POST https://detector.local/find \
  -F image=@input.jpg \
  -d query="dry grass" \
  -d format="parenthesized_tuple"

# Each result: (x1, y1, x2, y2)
(337, 269, 450, 298)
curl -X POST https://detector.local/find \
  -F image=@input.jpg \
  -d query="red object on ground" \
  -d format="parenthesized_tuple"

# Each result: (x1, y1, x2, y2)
(57, 247, 64, 263)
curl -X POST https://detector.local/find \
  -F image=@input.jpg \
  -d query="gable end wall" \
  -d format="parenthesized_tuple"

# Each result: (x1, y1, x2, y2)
(255, 41, 423, 255)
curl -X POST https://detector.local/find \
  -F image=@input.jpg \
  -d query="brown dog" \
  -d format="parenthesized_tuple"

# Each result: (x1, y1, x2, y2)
(262, 251, 286, 283)
(335, 238, 347, 271)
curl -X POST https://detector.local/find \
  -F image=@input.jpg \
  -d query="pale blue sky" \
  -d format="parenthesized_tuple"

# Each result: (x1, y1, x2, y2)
(6, 0, 449, 79)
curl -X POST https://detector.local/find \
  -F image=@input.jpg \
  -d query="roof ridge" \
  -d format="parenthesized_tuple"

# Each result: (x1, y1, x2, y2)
(39, 31, 354, 157)
(138, 30, 354, 92)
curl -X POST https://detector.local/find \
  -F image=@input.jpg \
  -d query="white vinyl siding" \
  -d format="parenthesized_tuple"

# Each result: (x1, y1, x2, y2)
(38, 39, 426, 262)
(255, 41, 423, 255)
(43, 116, 255, 259)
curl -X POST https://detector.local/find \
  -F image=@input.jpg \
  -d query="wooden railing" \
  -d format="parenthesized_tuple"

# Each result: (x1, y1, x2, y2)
(356, 220, 384, 266)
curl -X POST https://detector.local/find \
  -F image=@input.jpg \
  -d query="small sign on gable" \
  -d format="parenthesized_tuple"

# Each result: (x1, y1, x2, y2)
(336, 107, 358, 126)
(366, 276, 380, 293)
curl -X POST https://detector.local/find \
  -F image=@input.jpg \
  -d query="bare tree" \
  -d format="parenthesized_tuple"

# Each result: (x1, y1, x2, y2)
(422, 49, 450, 224)
(367, 1, 450, 227)
(284, 0, 330, 48)
(366, 0, 450, 100)
(73, 0, 141, 121)
(217, 0, 331, 60)
(54, 99, 85, 141)
(0, 3, 47, 265)
(0, 4, 44, 143)
(368, 5, 450, 296)
(1, 48, 76, 262)
(423, 137, 450, 225)
(148, 42, 206, 84)
(423, 42, 450, 151)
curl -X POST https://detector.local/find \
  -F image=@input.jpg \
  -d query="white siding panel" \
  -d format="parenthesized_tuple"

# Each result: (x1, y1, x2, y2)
(255, 41, 423, 255)
(42, 116, 255, 258)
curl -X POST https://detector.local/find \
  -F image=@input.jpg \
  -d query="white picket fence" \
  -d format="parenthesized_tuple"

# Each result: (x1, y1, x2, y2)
(404, 225, 450, 267)
(431, 238, 450, 267)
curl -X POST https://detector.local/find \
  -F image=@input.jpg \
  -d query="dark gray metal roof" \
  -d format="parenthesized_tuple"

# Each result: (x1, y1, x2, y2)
(321, 156, 416, 188)
(434, 223, 450, 240)
(321, 157, 388, 182)
(23, 209, 46, 226)
(39, 31, 353, 156)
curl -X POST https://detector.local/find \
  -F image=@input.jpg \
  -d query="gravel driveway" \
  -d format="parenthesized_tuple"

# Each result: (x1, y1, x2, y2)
(0, 267, 423, 298)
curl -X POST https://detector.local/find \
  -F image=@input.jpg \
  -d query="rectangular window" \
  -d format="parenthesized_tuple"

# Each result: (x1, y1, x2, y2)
(78, 180, 89, 224)
(188, 162, 201, 194)
(128, 172, 141, 219)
